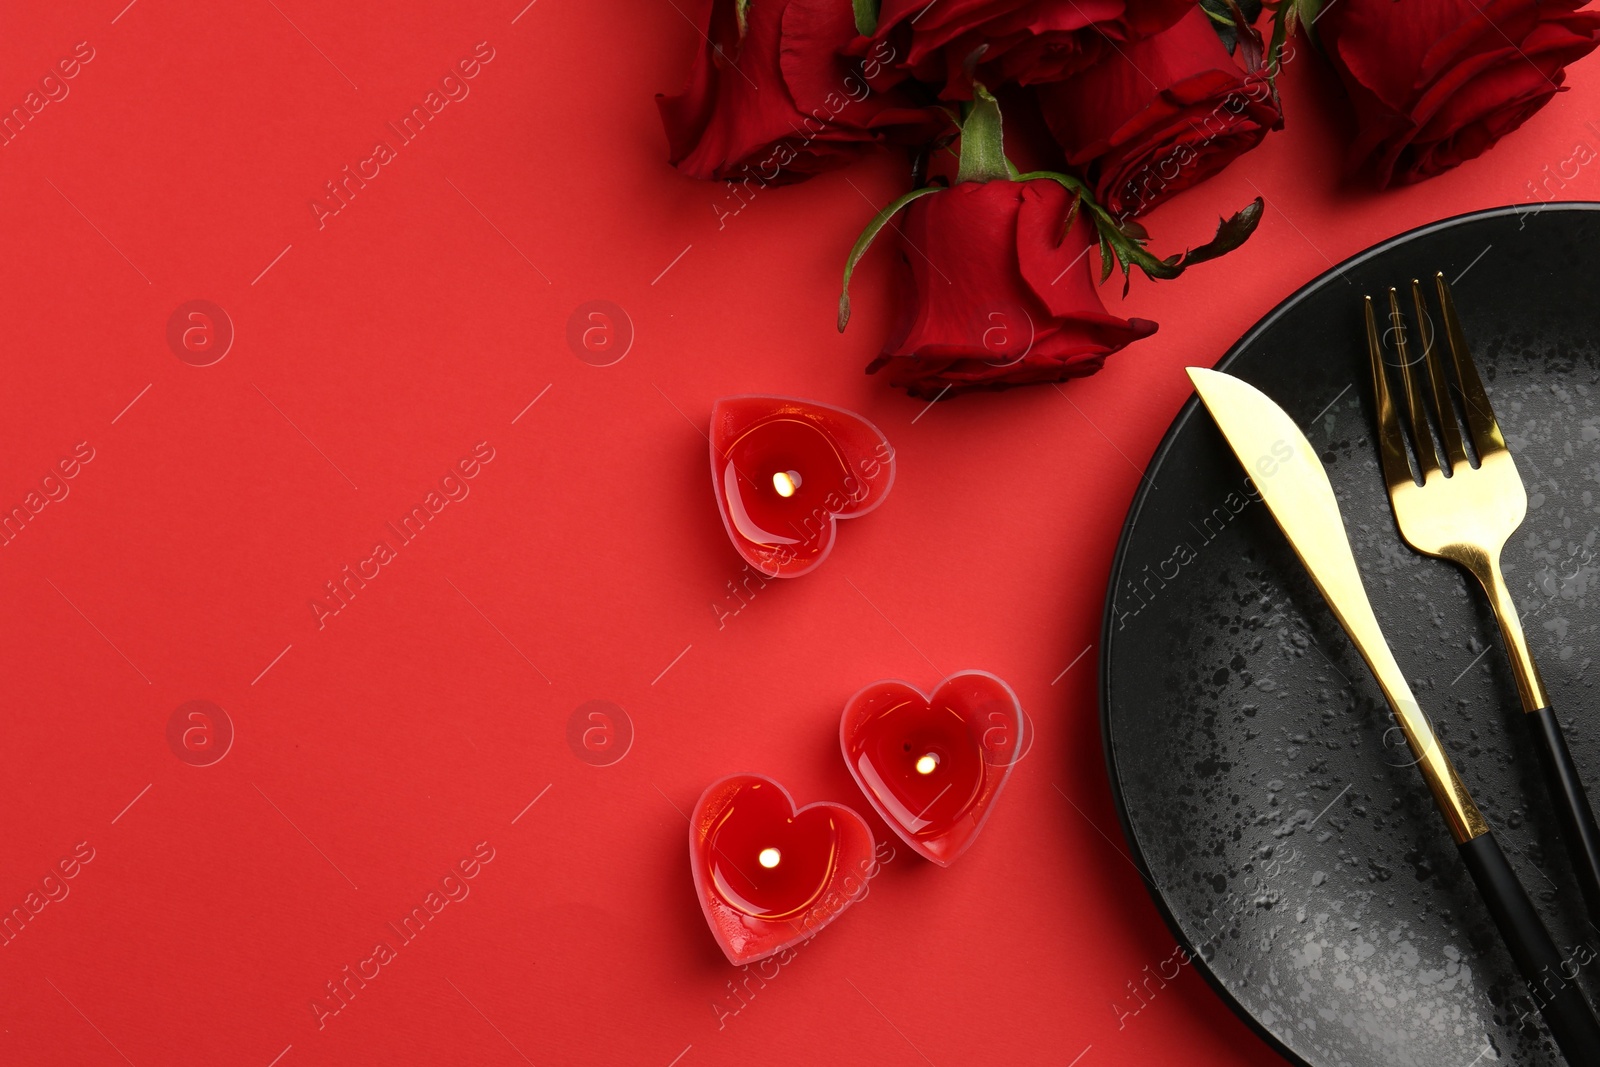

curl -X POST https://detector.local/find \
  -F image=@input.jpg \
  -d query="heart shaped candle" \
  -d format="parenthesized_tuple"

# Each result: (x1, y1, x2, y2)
(689, 774, 875, 965)
(840, 671, 1025, 866)
(710, 396, 895, 578)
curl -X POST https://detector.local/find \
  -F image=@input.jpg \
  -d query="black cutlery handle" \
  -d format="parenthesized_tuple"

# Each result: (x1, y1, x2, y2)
(1529, 706, 1600, 929)
(1459, 832, 1600, 1063)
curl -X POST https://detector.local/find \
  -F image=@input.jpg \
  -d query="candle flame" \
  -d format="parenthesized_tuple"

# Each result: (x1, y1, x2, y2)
(758, 847, 782, 869)
(915, 753, 939, 775)
(772, 470, 802, 498)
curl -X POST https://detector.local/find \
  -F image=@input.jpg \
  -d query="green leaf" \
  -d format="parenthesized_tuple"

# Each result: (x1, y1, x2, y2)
(1169, 197, 1265, 269)
(735, 0, 752, 39)
(838, 185, 944, 332)
(1201, 0, 1263, 53)
(955, 84, 1010, 184)
(1264, 0, 1294, 89)
(1014, 170, 1263, 288)
(852, 0, 879, 36)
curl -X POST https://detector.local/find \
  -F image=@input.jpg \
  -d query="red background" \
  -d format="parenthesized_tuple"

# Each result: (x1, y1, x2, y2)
(0, 2, 1591, 1065)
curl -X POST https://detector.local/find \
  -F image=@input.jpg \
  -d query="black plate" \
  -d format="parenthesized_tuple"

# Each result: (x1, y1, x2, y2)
(1101, 203, 1600, 1067)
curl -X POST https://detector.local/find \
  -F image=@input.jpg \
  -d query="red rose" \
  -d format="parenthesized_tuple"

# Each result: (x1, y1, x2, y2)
(656, 0, 949, 183)
(865, 179, 1157, 398)
(1318, 0, 1600, 186)
(869, 0, 1196, 98)
(1039, 7, 1281, 218)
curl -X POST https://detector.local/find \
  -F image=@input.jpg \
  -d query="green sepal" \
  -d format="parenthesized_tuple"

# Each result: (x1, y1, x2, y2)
(1201, 0, 1263, 54)
(838, 185, 944, 331)
(955, 84, 1010, 185)
(1016, 170, 1265, 293)
(852, 0, 879, 36)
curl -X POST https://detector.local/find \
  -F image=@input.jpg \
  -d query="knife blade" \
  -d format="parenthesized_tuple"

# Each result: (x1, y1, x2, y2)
(1186, 366, 1482, 840)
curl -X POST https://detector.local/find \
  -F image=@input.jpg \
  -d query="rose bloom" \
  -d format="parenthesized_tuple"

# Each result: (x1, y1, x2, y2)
(1039, 7, 1281, 217)
(1318, 0, 1600, 186)
(867, 179, 1157, 398)
(657, 0, 947, 183)
(869, 0, 1196, 98)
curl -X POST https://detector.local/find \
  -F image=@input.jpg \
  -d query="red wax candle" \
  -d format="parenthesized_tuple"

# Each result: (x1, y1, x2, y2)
(710, 396, 894, 578)
(841, 671, 1026, 866)
(690, 774, 875, 965)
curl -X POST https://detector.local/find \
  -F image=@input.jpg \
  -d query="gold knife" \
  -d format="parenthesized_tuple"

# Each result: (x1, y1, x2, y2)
(1187, 367, 1600, 1063)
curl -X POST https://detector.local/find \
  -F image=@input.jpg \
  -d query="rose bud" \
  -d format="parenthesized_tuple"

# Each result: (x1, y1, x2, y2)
(1039, 7, 1282, 218)
(867, 0, 1197, 99)
(1316, 0, 1600, 186)
(864, 179, 1158, 398)
(838, 87, 1260, 400)
(656, 0, 950, 184)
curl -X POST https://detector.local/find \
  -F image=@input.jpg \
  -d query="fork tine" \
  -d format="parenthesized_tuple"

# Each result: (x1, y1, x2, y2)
(1389, 287, 1442, 480)
(1434, 272, 1507, 459)
(1365, 294, 1418, 489)
(1412, 278, 1468, 469)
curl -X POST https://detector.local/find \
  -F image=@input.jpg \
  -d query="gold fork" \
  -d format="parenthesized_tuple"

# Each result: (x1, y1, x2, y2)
(1364, 273, 1600, 930)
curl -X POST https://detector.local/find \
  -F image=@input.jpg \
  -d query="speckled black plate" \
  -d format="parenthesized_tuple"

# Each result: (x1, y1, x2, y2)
(1102, 203, 1600, 1067)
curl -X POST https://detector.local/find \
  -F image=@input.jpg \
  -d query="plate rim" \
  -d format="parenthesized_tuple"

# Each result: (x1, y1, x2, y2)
(1095, 200, 1600, 1067)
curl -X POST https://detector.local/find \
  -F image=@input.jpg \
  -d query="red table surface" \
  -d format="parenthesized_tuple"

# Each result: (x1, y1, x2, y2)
(0, 2, 1590, 1064)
